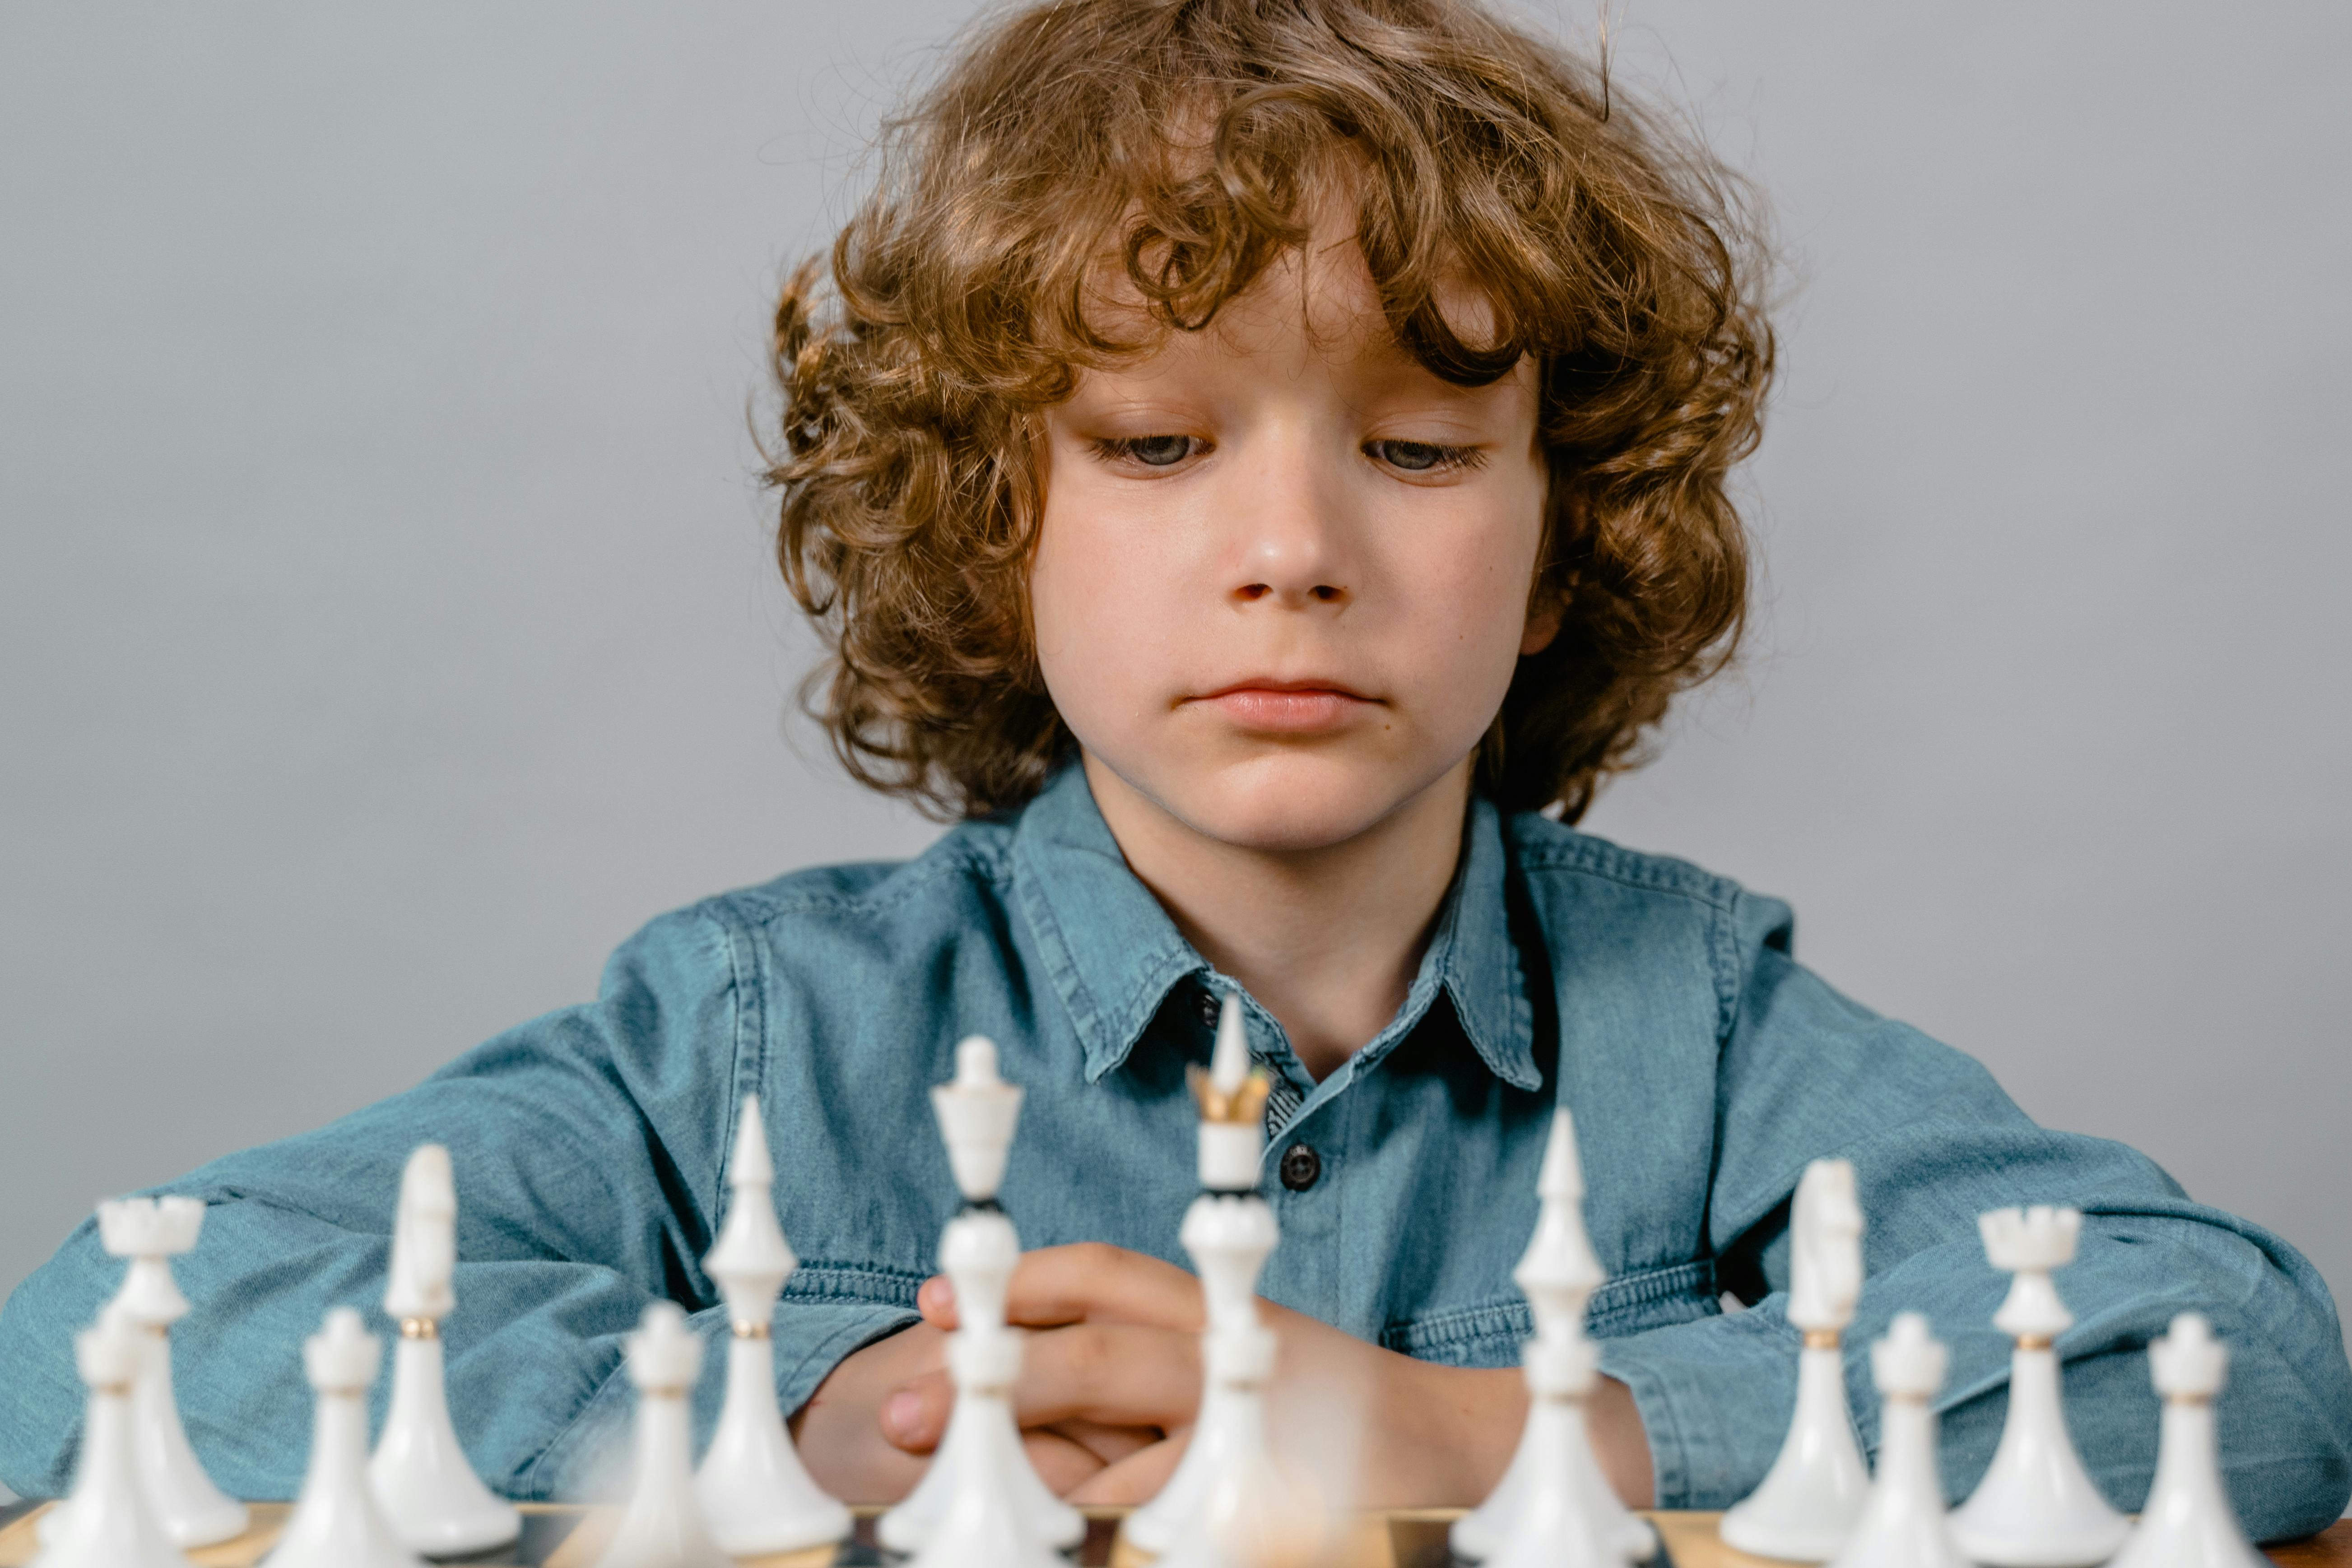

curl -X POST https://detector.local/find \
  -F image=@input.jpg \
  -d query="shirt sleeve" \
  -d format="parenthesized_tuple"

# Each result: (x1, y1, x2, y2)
(1592, 890, 2352, 1541)
(0, 907, 917, 1503)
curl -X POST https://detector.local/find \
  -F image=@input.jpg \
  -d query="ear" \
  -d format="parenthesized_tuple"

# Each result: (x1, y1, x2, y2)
(1520, 596, 1563, 657)
(1521, 484, 1586, 657)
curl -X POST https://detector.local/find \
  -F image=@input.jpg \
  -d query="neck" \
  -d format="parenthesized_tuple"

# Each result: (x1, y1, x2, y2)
(1086, 753, 1470, 1081)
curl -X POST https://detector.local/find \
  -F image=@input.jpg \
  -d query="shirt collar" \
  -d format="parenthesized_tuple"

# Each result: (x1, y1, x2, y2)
(1010, 763, 1540, 1091)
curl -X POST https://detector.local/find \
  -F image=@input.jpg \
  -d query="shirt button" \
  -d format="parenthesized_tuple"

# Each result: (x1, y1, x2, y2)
(1278, 1144, 1322, 1191)
(1198, 988, 1222, 1027)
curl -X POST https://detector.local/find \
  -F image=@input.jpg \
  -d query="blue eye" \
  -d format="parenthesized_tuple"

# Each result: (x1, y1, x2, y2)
(1368, 439, 1479, 473)
(1107, 435, 1194, 467)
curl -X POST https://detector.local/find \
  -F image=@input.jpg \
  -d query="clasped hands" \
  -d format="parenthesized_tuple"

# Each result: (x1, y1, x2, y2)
(792, 1242, 1653, 1509)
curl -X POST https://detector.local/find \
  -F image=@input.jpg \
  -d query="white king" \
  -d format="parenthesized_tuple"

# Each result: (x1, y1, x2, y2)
(1721, 1159, 1871, 1560)
(1950, 1207, 2129, 1568)
(1454, 1108, 1655, 1567)
(368, 1145, 521, 1557)
(694, 1096, 851, 1554)
(1125, 991, 1282, 1560)
(881, 1037, 1084, 1568)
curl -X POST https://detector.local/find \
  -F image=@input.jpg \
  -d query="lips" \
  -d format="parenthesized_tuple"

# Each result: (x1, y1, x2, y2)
(1189, 678, 1379, 734)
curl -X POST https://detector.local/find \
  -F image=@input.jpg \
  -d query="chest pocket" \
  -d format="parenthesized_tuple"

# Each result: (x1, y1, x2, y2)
(1379, 1259, 1720, 1368)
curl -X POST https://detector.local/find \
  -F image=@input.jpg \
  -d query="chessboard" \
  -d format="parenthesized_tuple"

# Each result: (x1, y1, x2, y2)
(0, 1504, 2346, 1568)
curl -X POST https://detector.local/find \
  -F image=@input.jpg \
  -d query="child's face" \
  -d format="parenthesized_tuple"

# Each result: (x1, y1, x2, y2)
(1029, 235, 1555, 854)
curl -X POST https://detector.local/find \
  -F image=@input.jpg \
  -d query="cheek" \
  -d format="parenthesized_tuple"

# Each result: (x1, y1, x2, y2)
(1027, 484, 1181, 732)
(1386, 492, 1546, 687)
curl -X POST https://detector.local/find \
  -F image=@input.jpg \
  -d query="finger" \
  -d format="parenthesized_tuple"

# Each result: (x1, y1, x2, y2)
(880, 1368, 954, 1452)
(923, 1243, 1207, 1333)
(1066, 1430, 1190, 1506)
(1023, 1426, 1108, 1498)
(1004, 1321, 1201, 1429)
(1045, 1416, 1160, 1468)
(885, 1324, 1201, 1446)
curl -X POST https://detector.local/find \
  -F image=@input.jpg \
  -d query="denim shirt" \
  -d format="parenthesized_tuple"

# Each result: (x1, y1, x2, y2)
(3, 765, 2347, 1535)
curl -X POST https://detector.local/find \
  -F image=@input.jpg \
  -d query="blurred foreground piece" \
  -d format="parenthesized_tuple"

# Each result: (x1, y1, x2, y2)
(30, 1313, 191, 1568)
(2107, 1315, 2266, 1568)
(1721, 1159, 1871, 1561)
(1949, 1208, 2130, 1567)
(368, 1146, 521, 1557)
(1822, 1313, 1966, 1568)
(1125, 992, 1281, 1560)
(590, 1303, 729, 1568)
(260, 1309, 422, 1568)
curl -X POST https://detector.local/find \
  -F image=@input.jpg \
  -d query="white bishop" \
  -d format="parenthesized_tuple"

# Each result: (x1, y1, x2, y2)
(1453, 1108, 1655, 1567)
(694, 1095, 851, 1554)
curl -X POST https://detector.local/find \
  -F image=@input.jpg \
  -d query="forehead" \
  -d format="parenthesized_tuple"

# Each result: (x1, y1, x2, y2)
(1079, 224, 1510, 393)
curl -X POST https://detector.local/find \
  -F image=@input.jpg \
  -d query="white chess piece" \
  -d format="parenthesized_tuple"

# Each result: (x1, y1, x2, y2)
(1452, 1109, 1655, 1565)
(367, 1145, 521, 1557)
(43, 1198, 246, 1550)
(1722, 1159, 1873, 1560)
(1483, 1335, 1628, 1568)
(879, 1037, 1085, 1558)
(31, 1312, 193, 1568)
(1124, 992, 1280, 1555)
(1823, 1314, 1968, 1568)
(2106, 1315, 2265, 1568)
(1949, 1207, 2130, 1567)
(260, 1308, 425, 1568)
(693, 1095, 851, 1555)
(592, 1303, 731, 1568)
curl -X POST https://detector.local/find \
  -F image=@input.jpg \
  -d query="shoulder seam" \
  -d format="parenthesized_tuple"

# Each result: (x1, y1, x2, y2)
(705, 838, 1013, 931)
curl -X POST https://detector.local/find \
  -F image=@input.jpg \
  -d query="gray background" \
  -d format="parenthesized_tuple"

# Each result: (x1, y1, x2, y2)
(2, 0, 2346, 1445)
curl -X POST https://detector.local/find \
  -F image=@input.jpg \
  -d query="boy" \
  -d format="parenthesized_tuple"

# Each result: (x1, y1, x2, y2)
(3, 0, 2348, 1537)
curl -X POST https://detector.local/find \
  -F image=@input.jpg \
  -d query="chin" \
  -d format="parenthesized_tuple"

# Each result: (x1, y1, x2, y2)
(1156, 750, 1450, 854)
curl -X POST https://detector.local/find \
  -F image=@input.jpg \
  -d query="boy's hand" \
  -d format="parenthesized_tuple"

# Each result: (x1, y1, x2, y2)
(878, 1242, 1654, 1509)
(791, 1317, 1139, 1503)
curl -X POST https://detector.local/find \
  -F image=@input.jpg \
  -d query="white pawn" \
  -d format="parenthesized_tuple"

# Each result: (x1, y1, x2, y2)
(1452, 1110, 1655, 1566)
(2106, 1315, 2265, 1568)
(1823, 1314, 1968, 1568)
(43, 1198, 247, 1550)
(367, 1146, 521, 1557)
(592, 1303, 731, 1568)
(260, 1309, 425, 1568)
(1949, 1207, 2130, 1567)
(879, 1037, 1085, 1558)
(31, 1312, 192, 1568)
(694, 1096, 851, 1554)
(1125, 992, 1279, 1556)
(1722, 1159, 1872, 1560)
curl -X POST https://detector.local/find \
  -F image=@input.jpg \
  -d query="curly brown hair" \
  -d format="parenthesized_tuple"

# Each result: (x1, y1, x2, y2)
(766, 0, 1772, 822)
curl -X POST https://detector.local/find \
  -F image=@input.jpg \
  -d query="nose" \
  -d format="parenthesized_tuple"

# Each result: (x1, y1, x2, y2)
(1228, 429, 1352, 611)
